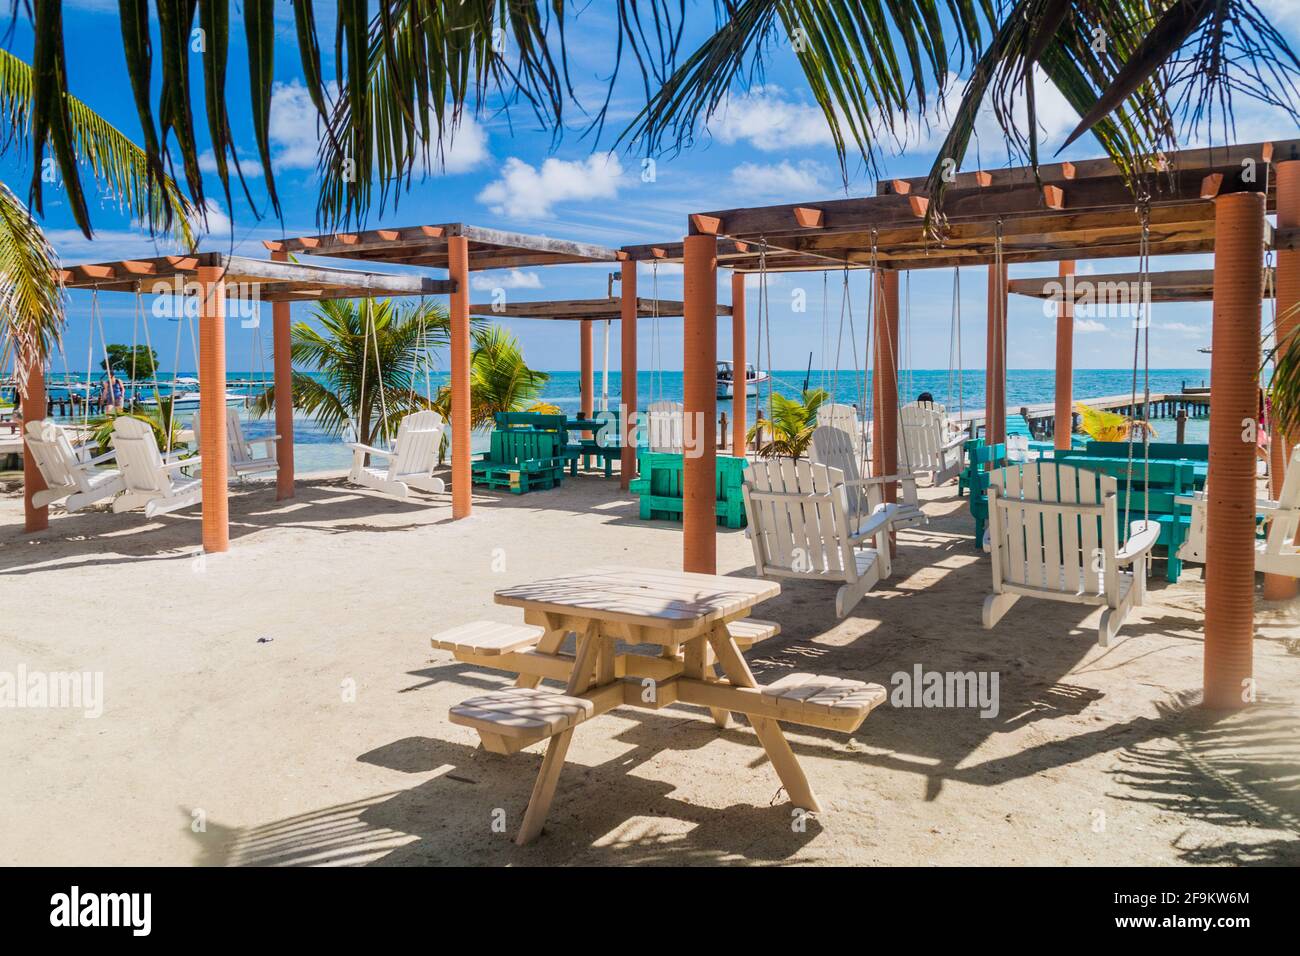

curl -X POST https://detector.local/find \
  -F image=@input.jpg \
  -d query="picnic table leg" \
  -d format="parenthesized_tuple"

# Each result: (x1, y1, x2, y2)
(684, 638, 731, 728)
(515, 623, 600, 845)
(707, 626, 822, 813)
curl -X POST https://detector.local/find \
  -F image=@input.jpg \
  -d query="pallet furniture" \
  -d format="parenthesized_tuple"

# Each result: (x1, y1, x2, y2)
(347, 410, 445, 498)
(1176, 444, 1300, 578)
(983, 461, 1160, 647)
(964, 440, 1008, 546)
(472, 423, 567, 494)
(110, 416, 203, 518)
(629, 451, 749, 527)
(434, 567, 886, 844)
(565, 410, 622, 477)
(192, 406, 278, 479)
(23, 419, 125, 512)
(809, 425, 926, 530)
(899, 401, 968, 486)
(1052, 452, 1198, 582)
(743, 459, 894, 617)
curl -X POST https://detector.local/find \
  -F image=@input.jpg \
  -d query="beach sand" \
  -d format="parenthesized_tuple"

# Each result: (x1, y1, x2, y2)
(1, 471, 1298, 866)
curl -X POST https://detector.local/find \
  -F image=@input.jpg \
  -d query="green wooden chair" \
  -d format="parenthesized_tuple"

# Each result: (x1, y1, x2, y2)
(1083, 441, 1209, 462)
(630, 452, 749, 528)
(566, 409, 623, 478)
(472, 426, 568, 494)
(965, 441, 1008, 546)
(493, 412, 581, 474)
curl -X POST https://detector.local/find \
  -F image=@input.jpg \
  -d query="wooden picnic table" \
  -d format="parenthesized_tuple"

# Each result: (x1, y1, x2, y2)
(436, 566, 885, 844)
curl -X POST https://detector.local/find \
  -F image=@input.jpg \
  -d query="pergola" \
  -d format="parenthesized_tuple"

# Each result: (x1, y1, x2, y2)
(23, 252, 450, 551)
(1008, 268, 1277, 303)
(659, 138, 1296, 711)
(267, 224, 621, 506)
(466, 295, 733, 485)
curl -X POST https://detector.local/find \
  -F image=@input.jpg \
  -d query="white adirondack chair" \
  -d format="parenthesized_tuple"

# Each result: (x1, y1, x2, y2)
(1176, 445, 1300, 578)
(191, 407, 278, 479)
(743, 459, 893, 618)
(347, 410, 446, 498)
(809, 424, 927, 530)
(24, 419, 125, 511)
(983, 461, 1159, 647)
(899, 401, 967, 485)
(110, 416, 203, 518)
(646, 400, 684, 453)
(817, 402, 870, 461)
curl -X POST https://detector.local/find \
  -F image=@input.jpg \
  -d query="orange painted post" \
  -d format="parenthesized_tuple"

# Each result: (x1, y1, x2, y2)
(1204, 191, 1266, 710)
(580, 318, 594, 422)
(1054, 260, 1076, 451)
(682, 235, 718, 574)
(872, 269, 900, 502)
(1265, 161, 1300, 600)
(619, 259, 637, 490)
(198, 266, 229, 553)
(449, 235, 471, 519)
(270, 250, 295, 500)
(985, 262, 1008, 446)
(731, 271, 746, 456)
(20, 348, 48, 532)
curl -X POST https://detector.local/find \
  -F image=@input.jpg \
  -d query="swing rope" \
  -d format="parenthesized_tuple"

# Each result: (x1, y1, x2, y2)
(950, 267, 966, 424)
(1123, 199, 1153, 541)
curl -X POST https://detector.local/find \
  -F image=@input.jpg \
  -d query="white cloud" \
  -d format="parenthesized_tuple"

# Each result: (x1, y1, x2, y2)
(470, 269, 543, 291)
(268, 80, 489, 175)
(731, 160, 829, 197)
(199, 148, 264, 179)
(710, 86, 833, 151)
(1074, 318, 1108, 334)
(478, 153, 623, 218)
(970, 67, 1080, 158)
(1155, 321, 1204, 335)
(191, 198, 231, 237)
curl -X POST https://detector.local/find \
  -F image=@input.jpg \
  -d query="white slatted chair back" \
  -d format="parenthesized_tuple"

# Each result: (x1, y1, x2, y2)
(225, 407, 254, 464)
(647, 400, 684, 453)
(809, 424, 870, 517)
(1261, 446, 1300, 574)
(743, 459, 857, 581)
(817, 403, 866, 458)
(389, 411, 443, 478)
(988, 461, 1116, 604)
(112, 416, 170, 496)
(25, 420, 80, 490)
(898, 402, 945, 475)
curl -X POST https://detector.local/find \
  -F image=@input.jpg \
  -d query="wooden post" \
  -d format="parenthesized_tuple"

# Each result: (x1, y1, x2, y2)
(1176, 409, 1188, 443)
(197, 266, 229, 553)
(985, 261, 1008, 445)
(731, 271, 746, 458)
(619, 259, 637, 489)
(270, 250, 295, 500)
(449, 236, 471, 519)
(20, 348, 48, 532)
(872, 269, 900, 503)
(579, 318, 594, 422)
(1054, 260, 1075, 451)
(683, 235, 718, 574)
(1265, 160, 1300, 600)
(1204, 191, 1265, 710)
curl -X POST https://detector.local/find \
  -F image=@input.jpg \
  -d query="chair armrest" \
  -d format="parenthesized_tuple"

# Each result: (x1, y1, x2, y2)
(83, 448, 118, 466)
(247, 435, 280, 448)
(162, 456, 200, 471)
(848, 507, 894, 545)
(346, 442, 391, 459)
(1115, 520, 1160, 564)
(941, 432, 969, 452)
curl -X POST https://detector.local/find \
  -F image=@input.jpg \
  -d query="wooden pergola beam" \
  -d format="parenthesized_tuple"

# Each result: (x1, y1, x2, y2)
(466, 297, 731, 321)
(1008, 267, 1277, 303)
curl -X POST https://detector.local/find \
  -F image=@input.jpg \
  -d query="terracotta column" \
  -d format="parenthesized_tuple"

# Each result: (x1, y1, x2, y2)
(731, 271, 746, 457)
(1265, 161, 1300, 600)
(580, 318, 594, 421)
(872, 269, 900, 501)
(1054, 260, 1075, 451)
(20, 348, 48, 532)
(682, 235, 718, 574)
(1204, 190, 1266, 710)
(198, 266, 229, 553)
(985, 262, 1008, 446)
(270, 250, 295, 500)
(449, 236, 471, 518)
(619, 258, 637, 489)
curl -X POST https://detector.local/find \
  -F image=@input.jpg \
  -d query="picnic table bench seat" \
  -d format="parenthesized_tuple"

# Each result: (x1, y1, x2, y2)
(431, 621, 545, 656)
(726, 618, 779, 649)
(450, 686, 594, 740)
(760, 673, 888, 733)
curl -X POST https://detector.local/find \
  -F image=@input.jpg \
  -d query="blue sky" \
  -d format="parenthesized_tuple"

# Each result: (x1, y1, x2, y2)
(9, 1, 1300, 375)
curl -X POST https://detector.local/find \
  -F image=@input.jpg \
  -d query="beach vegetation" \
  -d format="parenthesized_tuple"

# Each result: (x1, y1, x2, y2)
(748, 387, 830, 459)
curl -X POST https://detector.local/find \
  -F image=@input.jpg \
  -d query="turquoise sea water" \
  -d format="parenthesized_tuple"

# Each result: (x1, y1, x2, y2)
(42, 368, 1214, 474)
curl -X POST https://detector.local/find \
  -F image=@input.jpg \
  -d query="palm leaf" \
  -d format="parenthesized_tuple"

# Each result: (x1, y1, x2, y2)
(0, 183, 63, 395)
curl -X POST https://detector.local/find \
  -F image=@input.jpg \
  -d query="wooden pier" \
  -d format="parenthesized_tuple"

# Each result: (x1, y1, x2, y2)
(957, 391, 1211, 443)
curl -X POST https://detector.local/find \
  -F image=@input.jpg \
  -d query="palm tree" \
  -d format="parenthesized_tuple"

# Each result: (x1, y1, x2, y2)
(250, 297, 448, 451)
(433, 325, 553, 429)
(14, 4, 1293, 230)
(748, 387, 830, 459)
(0, 48, 195, 392)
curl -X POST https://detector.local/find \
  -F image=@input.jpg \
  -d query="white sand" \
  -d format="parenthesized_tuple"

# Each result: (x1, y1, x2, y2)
(1, 470, 1298, 866)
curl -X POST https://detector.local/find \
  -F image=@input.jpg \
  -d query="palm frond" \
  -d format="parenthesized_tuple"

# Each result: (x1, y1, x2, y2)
(0, 183, 63, 395)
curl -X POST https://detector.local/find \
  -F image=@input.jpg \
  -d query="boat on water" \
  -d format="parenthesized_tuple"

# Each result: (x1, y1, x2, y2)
(716, 361, 768, 399)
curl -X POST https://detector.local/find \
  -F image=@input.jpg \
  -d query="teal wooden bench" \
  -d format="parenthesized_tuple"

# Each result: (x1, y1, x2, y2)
(565, 410, 623, 477)
(472, 424, 567, 494)
(964, 440, 1008, 546)
(630, 452, 749, 528)
(493, 412, 582, 475)
(1051, 452, 1198, 582)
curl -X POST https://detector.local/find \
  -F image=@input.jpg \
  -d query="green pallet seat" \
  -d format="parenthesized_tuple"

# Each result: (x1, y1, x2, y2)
(471, 426, 567, 494)
(630, 451, 749, 528)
